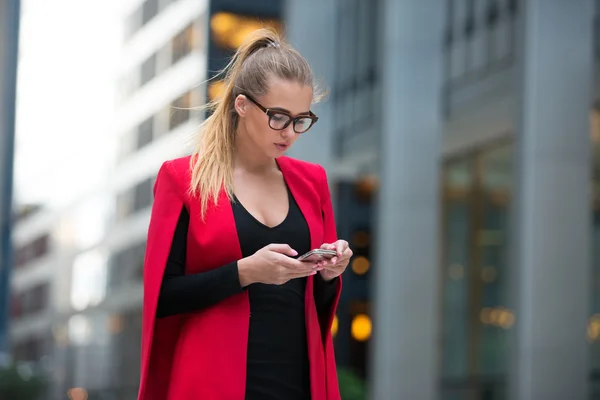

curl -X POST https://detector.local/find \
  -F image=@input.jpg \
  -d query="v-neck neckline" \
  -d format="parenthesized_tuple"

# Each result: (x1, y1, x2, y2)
(232, 186, 291, 230)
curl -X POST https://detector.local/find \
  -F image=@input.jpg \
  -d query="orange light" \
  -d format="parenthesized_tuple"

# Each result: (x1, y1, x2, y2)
(67, 388, 88, 400)
(230, 23, 263, 49)
(210, 12, 283, 50)
(351, 314, 372, 342)
(210, 12, 237, 37)
(352, 231, 369, 248)
(208, 80, 226, 102)
(351, 256, 370, 275)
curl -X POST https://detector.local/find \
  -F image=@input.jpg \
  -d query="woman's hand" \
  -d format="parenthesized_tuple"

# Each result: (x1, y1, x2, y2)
(238, 243, 322, 287)
(316, 240, 353, 281)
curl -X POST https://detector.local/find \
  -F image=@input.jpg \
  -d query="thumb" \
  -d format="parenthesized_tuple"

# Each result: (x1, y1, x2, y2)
(320, 242, 336, 250)
(268, 243, 298, 257)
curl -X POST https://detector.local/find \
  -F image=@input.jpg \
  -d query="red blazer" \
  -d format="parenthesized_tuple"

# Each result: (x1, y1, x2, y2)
(137, 155, 342, 400)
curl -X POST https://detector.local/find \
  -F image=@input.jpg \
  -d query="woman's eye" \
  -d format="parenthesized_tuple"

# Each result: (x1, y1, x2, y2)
(272, 114, 288, 122)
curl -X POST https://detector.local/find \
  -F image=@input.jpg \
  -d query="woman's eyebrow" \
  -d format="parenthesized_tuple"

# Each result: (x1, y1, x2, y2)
(268, 106, 311, 115)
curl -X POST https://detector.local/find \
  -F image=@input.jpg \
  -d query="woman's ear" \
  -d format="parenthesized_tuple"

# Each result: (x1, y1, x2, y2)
(234, 94, 248, 117)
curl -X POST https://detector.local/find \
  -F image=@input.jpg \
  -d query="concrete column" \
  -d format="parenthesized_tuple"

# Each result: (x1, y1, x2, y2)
(509, 1, 594, 399)
(283, 0, 337, 173)
(370, 1, 445, 399)
(0, 0, 20, 356)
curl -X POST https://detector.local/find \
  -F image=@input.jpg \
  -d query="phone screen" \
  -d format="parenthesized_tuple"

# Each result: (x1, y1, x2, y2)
(298, 249, 336, 262)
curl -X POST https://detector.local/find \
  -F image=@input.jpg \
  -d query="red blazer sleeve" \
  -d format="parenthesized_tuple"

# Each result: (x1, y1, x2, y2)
(139, 161, 185, 400)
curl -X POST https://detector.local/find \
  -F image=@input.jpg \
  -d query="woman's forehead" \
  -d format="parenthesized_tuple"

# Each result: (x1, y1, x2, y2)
(260, 77, 313, 113)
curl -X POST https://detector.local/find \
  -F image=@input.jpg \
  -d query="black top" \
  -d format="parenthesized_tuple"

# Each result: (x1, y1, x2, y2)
(156, 187, 339, 400)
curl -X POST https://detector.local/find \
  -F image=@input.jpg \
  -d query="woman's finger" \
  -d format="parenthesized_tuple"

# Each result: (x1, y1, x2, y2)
(288, 268, 322, 279)
(336, 240, 348, 257)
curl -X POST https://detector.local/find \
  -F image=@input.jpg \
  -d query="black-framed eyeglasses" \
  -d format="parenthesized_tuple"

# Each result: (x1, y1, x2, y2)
(244, 94, 318, 134)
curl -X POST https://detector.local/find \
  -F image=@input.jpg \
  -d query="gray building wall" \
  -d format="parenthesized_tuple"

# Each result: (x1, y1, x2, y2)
(286, 0, 598, 398)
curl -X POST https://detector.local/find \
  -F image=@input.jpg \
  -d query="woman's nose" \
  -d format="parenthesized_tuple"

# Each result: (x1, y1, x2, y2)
(281, 124, 296, 139)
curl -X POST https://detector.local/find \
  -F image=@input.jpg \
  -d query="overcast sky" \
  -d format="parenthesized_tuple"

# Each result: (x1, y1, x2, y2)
(14, 0, 123, 209)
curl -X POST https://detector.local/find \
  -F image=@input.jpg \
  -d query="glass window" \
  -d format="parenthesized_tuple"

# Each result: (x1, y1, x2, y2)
(441, 143, 512, 399)
(133, 178, 153, 212)
(444, 0, 518, 92)
(169, 91, 192, 131)
(14, 282, 49, 318)
(111, 311, 142, 394)
(108, 242, 146, 293)
(172, 24, 194, 65)
(14, 234, 50, 268)
(140, 53, 157, 86)
(136, 117, 154, 149)
(12, 335, 47, 362)
(332, 0, 379, 157)
(142, 0, 159, 26)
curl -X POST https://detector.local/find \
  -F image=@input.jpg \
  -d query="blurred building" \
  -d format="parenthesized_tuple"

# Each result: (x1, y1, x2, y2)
(285, 0, 599, 399)
(48, 0, 207, 397)
(6, 0, 284, 399)
(7, 0, 600, 399)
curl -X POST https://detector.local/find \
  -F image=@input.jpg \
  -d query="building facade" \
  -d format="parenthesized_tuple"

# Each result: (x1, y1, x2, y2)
(285, 0, 599, 399)
(8, 0, 283, 398)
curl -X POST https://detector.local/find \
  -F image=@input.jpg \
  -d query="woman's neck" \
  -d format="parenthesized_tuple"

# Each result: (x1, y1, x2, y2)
(233, 129, 277, 174)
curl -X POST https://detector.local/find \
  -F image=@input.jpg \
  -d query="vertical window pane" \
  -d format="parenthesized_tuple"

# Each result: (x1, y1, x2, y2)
(169, 91, 192, 130)
(140, 54, 156, 86)
(133, 178, 153, 212)
(142, 0, 158, 25)
(172, 24, 194, 65)
(137, 117, 154, 149)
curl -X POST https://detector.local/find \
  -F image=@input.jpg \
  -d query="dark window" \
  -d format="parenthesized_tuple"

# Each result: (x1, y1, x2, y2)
(137, 117, 154, 149)
(332, 0, 379, 157)
(133, 178, 153, 212)
(169, 91, 192, 130)
(10, 292, 21, 318)
(443, 0, 518, 94)
(111, 311, 143, 392)
(108, 242, 146, 292)
(14, 234, 50, 268)
(116, 177, 154, 221)
(172, 24, 195, 64)
(142, 0, 159, 25)
(12, 283, 49, 320)
(12, 335, 47, 362)
(140, 54, 157, 86)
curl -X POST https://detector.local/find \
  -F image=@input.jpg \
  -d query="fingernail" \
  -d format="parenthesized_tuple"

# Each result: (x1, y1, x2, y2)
(291, 250, 298, 256)
(311, 271, 317, 275)
(317, 267, 324, 271)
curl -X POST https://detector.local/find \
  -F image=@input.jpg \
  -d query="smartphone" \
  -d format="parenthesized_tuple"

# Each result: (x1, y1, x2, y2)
(298, 249, 337, 262)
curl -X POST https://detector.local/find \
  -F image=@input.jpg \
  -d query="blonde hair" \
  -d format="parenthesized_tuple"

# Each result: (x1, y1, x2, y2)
(189, 28, 321, 219)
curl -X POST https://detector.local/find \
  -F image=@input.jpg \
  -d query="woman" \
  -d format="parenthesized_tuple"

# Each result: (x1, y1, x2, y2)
(138, 29, 352, 400)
